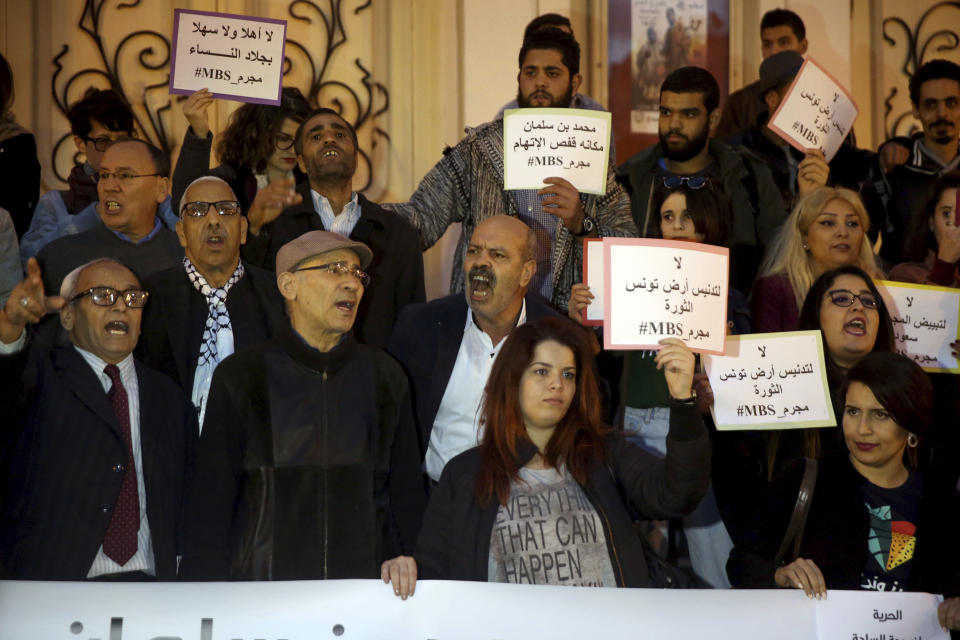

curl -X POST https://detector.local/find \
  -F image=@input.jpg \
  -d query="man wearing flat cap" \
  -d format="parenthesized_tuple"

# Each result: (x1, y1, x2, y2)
(179, 230, 425, 584)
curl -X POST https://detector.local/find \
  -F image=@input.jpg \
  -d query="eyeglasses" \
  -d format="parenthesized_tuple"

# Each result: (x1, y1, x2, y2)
(94, 170, 163, 185)
(294, 261, 370, 287)
(180, 200, 241, 218)
(827, 289, 881, 310)
(662, 175, 710, 190)
(275, 132, 296, 151)
(71, 286, 150, 309)
(84, 134, 134, 152)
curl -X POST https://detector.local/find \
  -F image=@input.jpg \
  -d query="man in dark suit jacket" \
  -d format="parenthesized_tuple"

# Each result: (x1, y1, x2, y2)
(388, 216, 560, 483)
(240, 107, 425, 347)
(137, 177, 286, 425)
(0, 257, 195, 580)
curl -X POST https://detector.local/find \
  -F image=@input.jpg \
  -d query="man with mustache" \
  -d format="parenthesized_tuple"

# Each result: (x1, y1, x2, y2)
(0, 257, 196, 580)
(384, 28, 634, 313)
(136, 177, 285, 426)
(388, 216, 560, 485)
(618, 66, 786, 291)
(862, 59, 960, 264)
(179, 230, 425, 581)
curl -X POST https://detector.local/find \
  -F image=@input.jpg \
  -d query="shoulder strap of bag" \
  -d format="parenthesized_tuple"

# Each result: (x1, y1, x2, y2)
(773, 457, 818, 566)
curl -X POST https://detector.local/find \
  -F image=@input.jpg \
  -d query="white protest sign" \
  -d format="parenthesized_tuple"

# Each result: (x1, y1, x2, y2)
(169, 9, 287, 105)
(702, 331, 836, 430)
(582, 238, 604, 325)
(816, 590, 949, 640)
(603, 238, 729, 354)
(0, 580, 821, 640)
(503, 108, 611, 195)
(877, 280, 960, 373)
(767, 57, 859, 162)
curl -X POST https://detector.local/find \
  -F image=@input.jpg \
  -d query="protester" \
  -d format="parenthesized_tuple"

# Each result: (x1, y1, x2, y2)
(171, 87, 311, 213)
(752, 187, 882, 333)
(891, 172, 960, 287)
(727, 352, 960, 630)
(382, 316, 710, 596)
(0, 52, 40, 238)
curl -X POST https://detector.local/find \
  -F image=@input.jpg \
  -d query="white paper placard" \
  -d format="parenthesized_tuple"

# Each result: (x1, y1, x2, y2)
(603, 238, 729, 354)
(582, 238, 604, 325)
(503, 108, 611, 195)
(816, 590, 948, 640)
(169, 9, 287, 105)
(702, 331, 836, 430)
(767, 57, 859, 162)
(877, 280, 960, 373)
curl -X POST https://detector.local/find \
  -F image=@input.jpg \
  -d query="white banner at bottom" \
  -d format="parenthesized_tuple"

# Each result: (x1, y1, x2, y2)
(0, 579, 947, 640)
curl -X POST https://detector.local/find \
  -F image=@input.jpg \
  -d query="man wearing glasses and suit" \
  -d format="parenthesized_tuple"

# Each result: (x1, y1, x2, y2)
(137, 176, 285, 426)
(0, 257, 196, 580)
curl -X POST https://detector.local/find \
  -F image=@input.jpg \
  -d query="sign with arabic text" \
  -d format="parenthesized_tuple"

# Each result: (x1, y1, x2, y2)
(816, 590, 948, 640)
(603, 239, 728, 354)
(169, 9, 287, 105)
(767, 57, 858, 162)
(876, 280, 960, 373)
(702, 331, 835, 430)
(503, 108, 611, 195)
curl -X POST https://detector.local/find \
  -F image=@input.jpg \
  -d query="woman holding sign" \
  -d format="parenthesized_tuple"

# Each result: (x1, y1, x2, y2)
(727, 352, 960, 630)
(382, 317, 710, 595)
(752, 187, 882, 333)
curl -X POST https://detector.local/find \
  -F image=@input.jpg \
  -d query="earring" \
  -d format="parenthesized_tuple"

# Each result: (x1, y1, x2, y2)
(907, 433, 919, 448)
(801, 242, 809, 251)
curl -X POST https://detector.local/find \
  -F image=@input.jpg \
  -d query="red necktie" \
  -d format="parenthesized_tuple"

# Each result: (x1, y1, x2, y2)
(102, 363, 139, 565)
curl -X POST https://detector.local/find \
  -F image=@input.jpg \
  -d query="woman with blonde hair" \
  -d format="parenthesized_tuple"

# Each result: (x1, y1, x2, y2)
(751, 186, 882, 333)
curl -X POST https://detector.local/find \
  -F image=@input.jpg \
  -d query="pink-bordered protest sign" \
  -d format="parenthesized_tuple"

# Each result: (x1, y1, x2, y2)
(603, 238, 729, 354)
(169, 9, 287, 106)
(767, 57, 858, 163)
(581, 238, 604, 326)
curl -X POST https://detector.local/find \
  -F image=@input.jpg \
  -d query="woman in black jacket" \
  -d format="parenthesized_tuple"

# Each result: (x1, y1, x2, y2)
(728, 352, 960, 630)
(382, 316, 711, 597)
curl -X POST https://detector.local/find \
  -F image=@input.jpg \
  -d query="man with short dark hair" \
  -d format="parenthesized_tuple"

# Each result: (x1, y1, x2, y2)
(36, 139, 184, 295)
(389, 216, 560, 482)
(137, 177, 285, 425)
(714, 9, 808, 139)
(180, 230, 424, 581)
(21, 89, 177, 263)
(240, 107, 425, 348)
(386, 29, 635, 313)
(618, 66, 786, 290)
(863, 59, 960, 263)
(726, 51, 879, 208)
(0, 257, 196, 580)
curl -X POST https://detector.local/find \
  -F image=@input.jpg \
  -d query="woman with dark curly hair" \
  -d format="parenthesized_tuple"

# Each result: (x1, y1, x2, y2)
(0, 51, 41, 238)
(891, 172, 960, 288)
(171, 87, 311, 212)
(381, 316, 711, 597)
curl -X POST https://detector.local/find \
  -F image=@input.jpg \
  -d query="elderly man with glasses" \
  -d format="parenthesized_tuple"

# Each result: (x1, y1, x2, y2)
(179, 230, 425, 583)
(0, 257, 196, 580)
(136, 176, 285, 426)
(35, 139, 184, 296)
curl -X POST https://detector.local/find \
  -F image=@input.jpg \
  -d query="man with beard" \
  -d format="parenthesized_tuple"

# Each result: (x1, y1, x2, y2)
(136, 177, 286, 427)
(384, 28, 635, 313)
(240, 107, 424, 347)
(387, 216, 560, 483)
(862, 59, 960, 264)
(618, 66, 785, 291)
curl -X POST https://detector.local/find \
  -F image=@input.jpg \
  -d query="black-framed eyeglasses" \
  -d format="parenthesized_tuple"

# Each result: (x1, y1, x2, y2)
(94, 170, 163, 185)
(294, 261, 370, 287)
(662, 175, 710, 190)
(827, 289, 881, 310)
(84, 134, 134, 152)
(274, 132, 296, 151)
(71, 286, 150, 309)
(180, 200, 241, 218)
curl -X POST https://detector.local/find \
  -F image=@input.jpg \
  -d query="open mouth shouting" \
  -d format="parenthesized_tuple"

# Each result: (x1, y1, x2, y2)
(105, 320, 129, 335)
(334, 298, 357, 314)
(844, 316, 867, 336)
(468, 266, 495, 302)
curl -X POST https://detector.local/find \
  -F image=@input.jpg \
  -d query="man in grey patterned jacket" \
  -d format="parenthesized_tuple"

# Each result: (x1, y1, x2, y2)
(385, 28, 635, 312)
